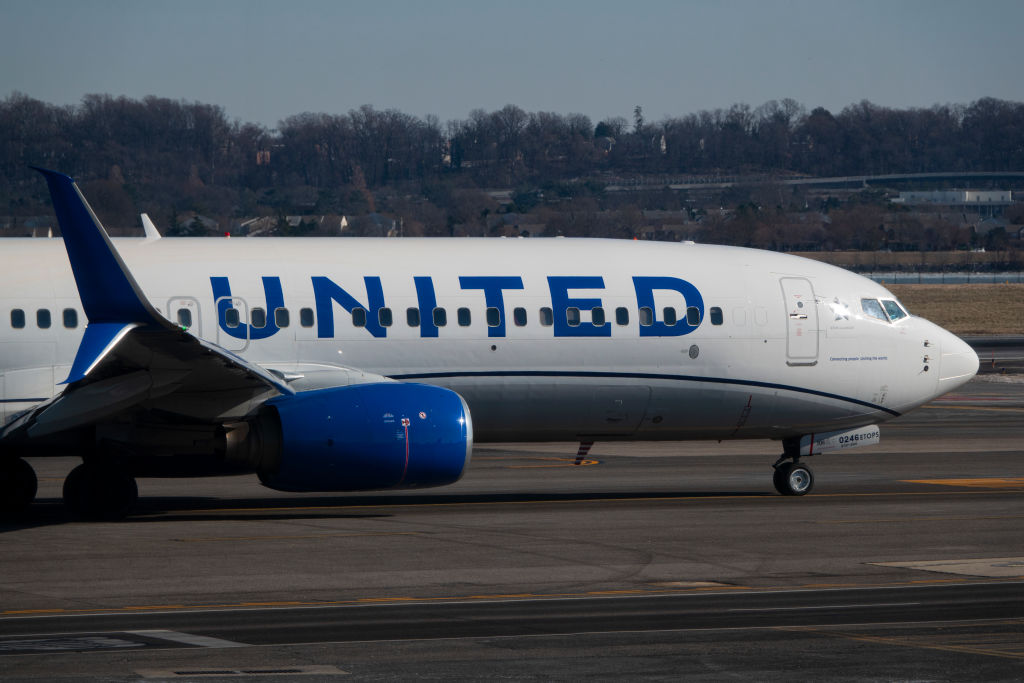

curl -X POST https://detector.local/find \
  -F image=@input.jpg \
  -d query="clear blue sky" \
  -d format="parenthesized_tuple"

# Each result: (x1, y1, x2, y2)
(2, 0, 1021, 129)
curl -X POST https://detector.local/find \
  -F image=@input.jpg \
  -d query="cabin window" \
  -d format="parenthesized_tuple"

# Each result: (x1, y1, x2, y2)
(686, 306, 701, 326)
(513, 307, 527, 327)
(591, 307, 606, 327)
(539, 307, 553, 326)
(433, 307, 447, 327)
(224, 308, 240, 328)
(861, 298, 888, 322)
(615, 307, 629, 325)
(274, 308, 290, 328)
(11, 309, 25, 329)
(37, 309, 51, 329)
(63, 308, 78, 329)
(486, 307, 501, 327)
(378, 307, 393, 327)
(176, 308, 192, 329)
(407, 307, 420, 327)
(299, 307, 314, 327)
(639, 307, 653, 326)
(881, 300, 907, 321)
(352, 307, 367, 327)
(663, 307, 677, 326)
(457, 307, 471, 326)
(566, 307, 581, 327)
(251, 307, 267, 329)
(710, 307, 723, 325)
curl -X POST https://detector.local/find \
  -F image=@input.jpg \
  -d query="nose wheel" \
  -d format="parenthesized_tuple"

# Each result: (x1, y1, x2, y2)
(773, 460, 814, 496)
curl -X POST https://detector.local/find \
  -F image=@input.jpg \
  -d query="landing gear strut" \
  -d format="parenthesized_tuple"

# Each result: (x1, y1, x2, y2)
(0, 457, 38, 517)
(772, 439, 814, 496)
(63, 462, 138, 520)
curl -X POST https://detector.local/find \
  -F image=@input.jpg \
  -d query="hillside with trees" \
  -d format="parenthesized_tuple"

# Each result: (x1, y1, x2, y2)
(1, 92, 1022, 257)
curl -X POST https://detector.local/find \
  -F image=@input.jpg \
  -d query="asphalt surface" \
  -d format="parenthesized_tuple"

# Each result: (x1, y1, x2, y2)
(1, 372, 1022, 680)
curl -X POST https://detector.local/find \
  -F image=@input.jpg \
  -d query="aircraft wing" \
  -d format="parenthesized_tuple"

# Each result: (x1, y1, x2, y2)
(0, 169, 293, 443)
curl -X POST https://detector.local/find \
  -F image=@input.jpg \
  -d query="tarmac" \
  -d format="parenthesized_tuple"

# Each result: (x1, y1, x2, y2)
(1, 371, 1022, 680)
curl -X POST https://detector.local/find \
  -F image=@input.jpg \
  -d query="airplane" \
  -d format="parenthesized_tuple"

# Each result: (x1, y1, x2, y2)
(0, 168, 979, 519)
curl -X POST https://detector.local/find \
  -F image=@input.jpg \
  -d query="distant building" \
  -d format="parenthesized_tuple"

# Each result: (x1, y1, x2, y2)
(892, 190, 1014, 217)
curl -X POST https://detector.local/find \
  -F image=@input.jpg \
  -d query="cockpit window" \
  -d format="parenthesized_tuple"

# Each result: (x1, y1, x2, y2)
(861, 298, 889, 322)
(881, 300, 907, 321)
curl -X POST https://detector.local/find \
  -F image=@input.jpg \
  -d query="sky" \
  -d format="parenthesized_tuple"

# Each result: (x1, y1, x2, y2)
(2, 0, 1022, 129)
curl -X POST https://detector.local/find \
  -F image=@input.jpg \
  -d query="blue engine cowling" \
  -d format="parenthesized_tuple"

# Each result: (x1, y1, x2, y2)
(253, 383, 472, 492)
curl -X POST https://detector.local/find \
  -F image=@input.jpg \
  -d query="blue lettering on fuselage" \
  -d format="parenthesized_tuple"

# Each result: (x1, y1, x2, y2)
(547, 276, 611, 337)
(633, 276, 704, 336)
(209, 275, 704, 340)
(459, 276, 524, 337)
(312, 276, 387, 338)
(211, 276, 284, 340)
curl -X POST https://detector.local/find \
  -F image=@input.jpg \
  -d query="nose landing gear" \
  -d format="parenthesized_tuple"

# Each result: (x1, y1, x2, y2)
(773, 460, 814, 495)
(772, 438, 814, 496)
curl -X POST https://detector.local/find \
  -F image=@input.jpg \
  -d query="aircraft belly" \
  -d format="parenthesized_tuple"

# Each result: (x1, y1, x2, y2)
(438, 378, 651, 441)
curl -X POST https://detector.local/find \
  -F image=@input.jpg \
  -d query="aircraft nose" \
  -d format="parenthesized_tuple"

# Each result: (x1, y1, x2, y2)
(938, 332, 979, 390)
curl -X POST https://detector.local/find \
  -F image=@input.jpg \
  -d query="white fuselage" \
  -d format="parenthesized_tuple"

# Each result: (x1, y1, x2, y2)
(0, 237, 976, 442)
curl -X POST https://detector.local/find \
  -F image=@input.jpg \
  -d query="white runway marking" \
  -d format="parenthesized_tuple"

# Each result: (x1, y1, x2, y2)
(128, 629, 247, 648)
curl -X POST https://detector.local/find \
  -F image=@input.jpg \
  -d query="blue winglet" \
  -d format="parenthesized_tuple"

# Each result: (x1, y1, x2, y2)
(64, 322, 139, 384)
(33, 167, 167, 327)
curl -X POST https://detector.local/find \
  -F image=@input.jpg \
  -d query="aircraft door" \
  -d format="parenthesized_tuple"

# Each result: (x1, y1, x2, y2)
(780, 277, 818, 366)
(167, 297, 202, 338)
(215, 296, 249, 352)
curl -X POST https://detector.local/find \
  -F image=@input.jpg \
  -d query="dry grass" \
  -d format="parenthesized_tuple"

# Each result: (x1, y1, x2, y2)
(793, 250, 1021, 269)
(887, 284, 1024, 335)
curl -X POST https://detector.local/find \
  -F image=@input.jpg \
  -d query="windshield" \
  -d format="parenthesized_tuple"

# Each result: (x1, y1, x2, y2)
(881, 299, 907, 321)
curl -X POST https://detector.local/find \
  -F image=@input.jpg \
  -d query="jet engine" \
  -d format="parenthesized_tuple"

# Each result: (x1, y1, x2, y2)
(222, 383, 472, 492)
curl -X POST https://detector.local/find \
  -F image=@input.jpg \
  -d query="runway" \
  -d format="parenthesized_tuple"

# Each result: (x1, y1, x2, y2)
(1, 375, 1022, 680)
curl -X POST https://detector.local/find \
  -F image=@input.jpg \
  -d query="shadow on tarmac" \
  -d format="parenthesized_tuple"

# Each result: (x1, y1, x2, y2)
(1, 488, 772, 529)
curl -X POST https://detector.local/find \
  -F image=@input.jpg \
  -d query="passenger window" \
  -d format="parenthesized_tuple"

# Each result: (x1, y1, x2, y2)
(486, 307, 501, 327)
(615, 307, 629, 325)
(37, 309, 51, 329)
(177, 308, 193, 329)
(352, 307, 367, 327)
(407, 307, 420, 327)
(457, 307, 471, 326)
(11, 308, 25, 329)
(861, 299, 889, 322)
(881, 300, 907, 321)
(300, 307, 314, 327)
(591, 307, 605, 326)
(251, 307, 267, 329)
(639, 307, 653, 326)
(710, 307, 723, 325)
(513, 307, 527, 327)
(566, 307, 581, 327)
(63, 308, 78, 329)
(539, 307, 553, 326)
(663, 307, 677, 326)
(433, 307, 447, 327)
(275, 308, 289, 328)
(378, 307, 393, 327)
(225, 308, 240, 328)
(686, 306, 701, 326)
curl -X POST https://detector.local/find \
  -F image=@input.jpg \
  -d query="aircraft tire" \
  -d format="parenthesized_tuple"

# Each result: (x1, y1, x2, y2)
(63, 463, 138, 520)
(0, 457, 38, 517)
(773, 462, 813, 496)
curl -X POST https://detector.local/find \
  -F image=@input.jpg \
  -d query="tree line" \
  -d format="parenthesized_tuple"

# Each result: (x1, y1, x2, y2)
(1, 92, 1023, 247)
